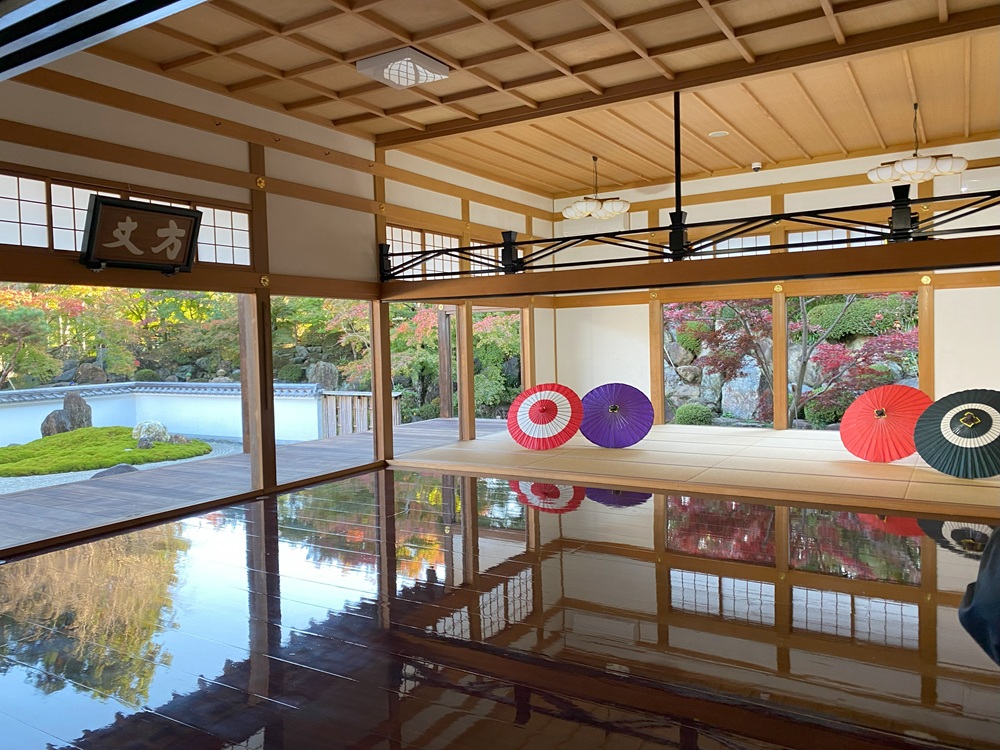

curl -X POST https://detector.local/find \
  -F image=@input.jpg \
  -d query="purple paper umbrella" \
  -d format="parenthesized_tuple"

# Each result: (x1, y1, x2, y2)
(580, 382, 654, 448)
(586, 487, 652, 508)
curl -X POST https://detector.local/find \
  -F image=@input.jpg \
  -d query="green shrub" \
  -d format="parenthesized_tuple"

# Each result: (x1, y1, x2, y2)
(673, 403, 715, 425)
(276, 364, 305, 383)
(134, 368, 159, 381)
(807, 295, 914, 341)
(803, 389, 856, 427)
(0, 426, 211, 477)
(676, 320, 711, 355)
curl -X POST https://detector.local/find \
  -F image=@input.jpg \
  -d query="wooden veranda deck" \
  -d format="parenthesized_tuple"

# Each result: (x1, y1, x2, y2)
(0, 418, 507, 558)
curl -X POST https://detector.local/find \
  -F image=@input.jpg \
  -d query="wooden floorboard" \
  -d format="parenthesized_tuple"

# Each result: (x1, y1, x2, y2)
(0, 418, 507, 557)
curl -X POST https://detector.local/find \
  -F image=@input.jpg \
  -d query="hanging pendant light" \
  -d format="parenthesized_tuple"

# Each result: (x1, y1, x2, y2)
(561, 156, 631, 219)
(868, 103, 967, 184)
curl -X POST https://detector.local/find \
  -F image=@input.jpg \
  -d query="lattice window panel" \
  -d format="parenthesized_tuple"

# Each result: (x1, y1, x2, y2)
(469, 239, 501, 276)
(432, 606, 471, 641)
(792, 586, 852, 637)
(787, 229, 884, 252)
(424, 231, 460, 278)
(854, 596, 918, 649)
(721, 577, 775, 625)
(387, 225, 461, 278)
(0, 174, 48, 248)
(197, 206, 251, 266)
(670, 570, 720, 615)
(51, 183, 121, 251)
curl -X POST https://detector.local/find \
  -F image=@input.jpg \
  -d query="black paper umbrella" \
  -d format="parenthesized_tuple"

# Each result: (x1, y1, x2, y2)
(918, 519, 997, 560)
(913, 389, 1000, 479)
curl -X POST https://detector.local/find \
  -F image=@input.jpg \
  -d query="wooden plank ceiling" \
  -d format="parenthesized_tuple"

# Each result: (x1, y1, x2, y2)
(92, 0, 1000, 196)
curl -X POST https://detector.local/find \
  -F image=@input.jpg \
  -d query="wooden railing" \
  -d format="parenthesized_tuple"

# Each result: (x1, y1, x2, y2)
(321, 391, 401, 437)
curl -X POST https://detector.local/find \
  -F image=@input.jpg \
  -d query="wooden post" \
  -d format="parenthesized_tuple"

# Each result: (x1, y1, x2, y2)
(372, 300, 394, 461)
(437, 306, 454, 418)
(771, 287, 789, 430)
(238, 291, 276, 489)
(520, 304, 536, 390)
(774, 504, 791, 673)
(919, 533, 939, 705)
(770, 194, 786, 251)
(654, 493, 670, 646)
(918, 278, 935, 399)
(456, 300, 476, 441)
(376, 471, 397, 631)
(649, 298, 665, 424)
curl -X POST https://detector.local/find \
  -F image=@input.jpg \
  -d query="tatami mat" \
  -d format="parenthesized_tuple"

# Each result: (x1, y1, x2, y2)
(389, 424, 1000, 518)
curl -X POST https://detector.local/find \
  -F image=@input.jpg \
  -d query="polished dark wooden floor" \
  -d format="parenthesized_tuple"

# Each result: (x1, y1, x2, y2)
(0, 470, 995, 750)
(0, 419, 506, 556)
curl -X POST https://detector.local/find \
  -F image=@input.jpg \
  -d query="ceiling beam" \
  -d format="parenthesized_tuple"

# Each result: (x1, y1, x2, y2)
(376, 6, 999, 147)
(695, 0, 755, 63)
(842, 61, 886, 150)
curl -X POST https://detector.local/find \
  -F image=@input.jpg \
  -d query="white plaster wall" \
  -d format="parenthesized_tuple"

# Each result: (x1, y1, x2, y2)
(385, 181, 461, 219)
(265, 148, 373, 200)
(934, 286, 1000, 396)
(0, 79, 248, 171)
(560, 500, 655, 549)
(266, 194, 377, 280)
(561, 552, 657, 614)
(274, 396, 323, 442)
(532, 218, 553, 238)
(661, 196, 770, 225)
(134, 392, 242, 439)
(48, 53, 374, 161)
(785, 181, 890, 213)
(470, 203, 526, 233)
(553, 305, 650, 397)
(385, 151, 550, 210)
(532, 307, 557, 384)
(0, 394, 136, 445)
(668, 627, 777, 670)
(0, 141, 249, 205)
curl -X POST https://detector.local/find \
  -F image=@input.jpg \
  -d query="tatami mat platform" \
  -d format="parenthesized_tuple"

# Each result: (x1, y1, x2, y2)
(390, 424, 1000, 519)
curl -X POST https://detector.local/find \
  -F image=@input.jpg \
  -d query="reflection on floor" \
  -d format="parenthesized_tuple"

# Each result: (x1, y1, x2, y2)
(390, 424, 1000, 517)
(0, 418, 507, 556)
(0, 470, 996, 749)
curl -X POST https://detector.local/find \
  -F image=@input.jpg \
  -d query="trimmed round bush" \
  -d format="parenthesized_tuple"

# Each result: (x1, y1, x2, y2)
(802, 389, 856, 428)
(806, 295, 914, 341)
(276, 364, 305, 382)
(673, 403, 715, 425)
(134, 368, 159, 381)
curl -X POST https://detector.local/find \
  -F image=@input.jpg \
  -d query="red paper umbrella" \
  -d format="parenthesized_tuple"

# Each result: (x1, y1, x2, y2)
(840, 385, 933, 462)
(509, 481, 585, 514)
(507, 383, 583, 450)
(856, 514, 924, 537)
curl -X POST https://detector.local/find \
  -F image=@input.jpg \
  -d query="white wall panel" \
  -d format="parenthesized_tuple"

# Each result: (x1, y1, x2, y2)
(385, 181, 461, 220)
(0, 80, 248, 171)
(0, 141, 249, 204)
(267, 194, 376, 280)
(265, 148, 373, 200)
(470, 202, 525, 233)
(554, 305, 650, 397)
(533, 307, 556, 384)
(934, 286, 1000, 395)
(47, 53, 374, 160)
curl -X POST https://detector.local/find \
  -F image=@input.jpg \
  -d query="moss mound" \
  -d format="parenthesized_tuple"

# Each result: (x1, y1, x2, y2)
(0, 426, 212, 477)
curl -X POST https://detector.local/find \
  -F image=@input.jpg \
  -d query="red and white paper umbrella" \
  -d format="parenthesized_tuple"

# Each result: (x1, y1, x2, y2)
(507, 383, 583, 450)
(509, 481, 585, 514)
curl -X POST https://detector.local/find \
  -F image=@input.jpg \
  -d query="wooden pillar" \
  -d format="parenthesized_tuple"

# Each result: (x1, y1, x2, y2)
(460, 475, 480, 586)
(455, 300, 476, 441)
(241, 143, 277, 489)
(769, 194, 786, 250)
(372, 300, 394, 461)
(245, 499, 281, 702)
(654, 493, 671, 646)
(649, 298, 665, 424)
(437, 307, 454, 418)
(771, 287, 789, 430)
(520, 303, 536, 390)
(774, 504, 791, 673)
(377, 471, 397, 631)
(919, 533, 939, 705)
(918, 277, 935, 399)
(374, 149, 387, 246)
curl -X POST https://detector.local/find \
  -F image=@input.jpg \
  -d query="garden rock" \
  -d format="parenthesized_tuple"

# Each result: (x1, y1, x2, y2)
(63, 392, 92, 429)
(306, 361, 339, 390)
(665, 342, 695, 367)
(671, 384, 701, 402)
(91, 463, 139, 478)
(676, 365, 702, 384)
(133, 420, 170, 442)
(137, 437, 154, 449)
(41, 409, 72, 437)
(75, 362, 107, 385)
(168, 434, 191, 444)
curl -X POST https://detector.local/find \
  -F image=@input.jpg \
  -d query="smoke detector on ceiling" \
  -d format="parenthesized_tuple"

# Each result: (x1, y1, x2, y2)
(355, 47, 449, 89)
